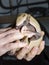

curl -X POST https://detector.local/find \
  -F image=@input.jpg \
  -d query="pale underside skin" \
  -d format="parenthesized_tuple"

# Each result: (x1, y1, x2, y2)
(9, 13, 44, 55)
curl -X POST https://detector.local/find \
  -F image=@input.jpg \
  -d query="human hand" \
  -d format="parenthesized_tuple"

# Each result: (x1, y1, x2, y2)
(15, 31, 45, 61)
(0, 28, 27, 56)
(16, 41, 45, 61)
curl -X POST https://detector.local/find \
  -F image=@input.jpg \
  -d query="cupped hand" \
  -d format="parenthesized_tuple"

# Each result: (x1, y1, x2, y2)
(16, 31, 45, 61)
(0, 28, 27, 56)
(16, 41, 45, 61)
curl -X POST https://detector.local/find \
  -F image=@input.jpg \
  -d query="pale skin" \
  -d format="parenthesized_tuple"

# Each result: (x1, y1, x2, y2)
(0, 28, 45, 61)
(0, 28, 27, 56)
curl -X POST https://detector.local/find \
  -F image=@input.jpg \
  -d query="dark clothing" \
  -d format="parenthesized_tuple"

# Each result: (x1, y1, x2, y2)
(0, 46, 49, 65)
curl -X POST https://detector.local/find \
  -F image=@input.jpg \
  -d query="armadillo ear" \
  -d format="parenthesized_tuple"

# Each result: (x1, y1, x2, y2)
(28, 14, 41, 33)
(16, 13, 27, 26)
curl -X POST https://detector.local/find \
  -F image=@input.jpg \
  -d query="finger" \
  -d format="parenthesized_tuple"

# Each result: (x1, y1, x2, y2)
(0, 31, 24, 47)
(0, 27, 11, 33)
(37, 41, 45, 55)
(0, 41, 27, 56)
(16, 41, 35, 60)
(8, 41, 27, 55)
(24, 47, 38, 61)
(8, 48, 20, 56)
(16, 46, 30, 60)
(0, 29, 17, 39)
(10, 41, 28, 50)
(41, 31, 44, 36)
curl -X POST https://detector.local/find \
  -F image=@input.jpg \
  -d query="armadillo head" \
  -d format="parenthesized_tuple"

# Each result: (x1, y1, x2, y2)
(16, 13, 44, 48)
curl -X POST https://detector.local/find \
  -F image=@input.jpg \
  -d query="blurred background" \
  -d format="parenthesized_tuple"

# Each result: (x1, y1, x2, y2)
(0, 0, 49, 16)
